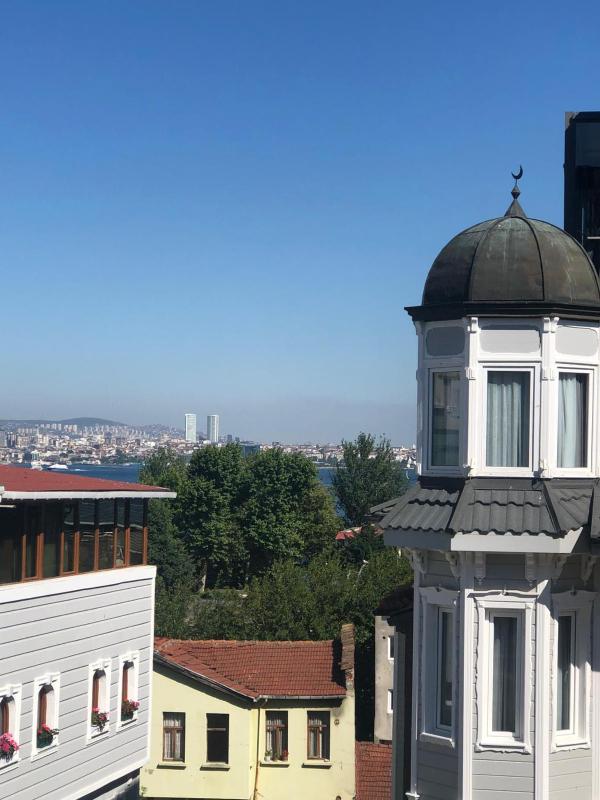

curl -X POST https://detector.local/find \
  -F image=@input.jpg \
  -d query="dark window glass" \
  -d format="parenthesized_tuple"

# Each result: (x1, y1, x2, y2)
(79, 500, 96, 572)
(207, 713, 229, 763)
(25, 506, 42, 578)
(129, 500, 144, 565)
(437, 610, 453, 728)
(98, 499, 115, 570)
(115, 500, 126, 566)
(557, 615, 574, 731)
(431, 372, 460, 466)
(492, 615, 518, 733)
(43, 504, 62, 578)
(63, 504, 76, 573)
(0, 508, 21, 584)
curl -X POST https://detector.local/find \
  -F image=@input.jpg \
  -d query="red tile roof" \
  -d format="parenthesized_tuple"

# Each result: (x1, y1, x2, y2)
(154, 637, 347, 700)
(355, 742, 392, 800)
(0, 464, 173, 497)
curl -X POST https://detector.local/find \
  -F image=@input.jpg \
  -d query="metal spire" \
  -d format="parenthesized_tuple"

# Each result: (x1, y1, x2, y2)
(505, 165, 526, 217)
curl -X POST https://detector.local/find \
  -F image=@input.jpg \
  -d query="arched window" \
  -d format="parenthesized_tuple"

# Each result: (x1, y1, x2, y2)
(0, 697, 10, 735)
(92, 670, 104, 709)
(122, 662, 133, 702)
(38, 685, 51, 730)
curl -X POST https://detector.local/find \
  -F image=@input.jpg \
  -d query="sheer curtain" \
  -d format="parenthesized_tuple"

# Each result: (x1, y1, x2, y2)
(492, 616, 517, 733)
(558, 373, 587, 468)
(486, 372, 530, 467)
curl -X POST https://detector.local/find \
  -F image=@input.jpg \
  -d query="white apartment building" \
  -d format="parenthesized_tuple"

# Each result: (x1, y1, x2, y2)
(206, 414, 219, 444)
(184, 414, 196, 444)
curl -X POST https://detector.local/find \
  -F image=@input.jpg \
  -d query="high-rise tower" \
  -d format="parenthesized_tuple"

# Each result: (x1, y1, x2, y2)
(207, 414, 219, 444)
(184, 413, 197, 443)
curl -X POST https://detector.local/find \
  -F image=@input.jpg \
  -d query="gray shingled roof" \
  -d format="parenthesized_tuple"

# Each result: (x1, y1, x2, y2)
(375, 479, 598, 538)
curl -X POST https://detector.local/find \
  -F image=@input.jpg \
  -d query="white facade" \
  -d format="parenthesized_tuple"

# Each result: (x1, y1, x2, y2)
(207, 414, 219, 444)
(184, 414, 196, 444)
(0, 566, 156, 800)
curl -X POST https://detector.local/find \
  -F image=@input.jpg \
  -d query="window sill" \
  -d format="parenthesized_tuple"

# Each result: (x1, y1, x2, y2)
(201, 762, 230, 771)
(261, 760, 290, 767)
(117, 715, 138, 730)
(419, 731, 455, 749)
(476, 737, 531, 754)
(0, 755, 20, 772)
(552, 737, 591, 752)
(88, 727, 110, 741)
(157, 761, 186, 769)
(302, 760, 332, 768)
(31, 742, 58, 762)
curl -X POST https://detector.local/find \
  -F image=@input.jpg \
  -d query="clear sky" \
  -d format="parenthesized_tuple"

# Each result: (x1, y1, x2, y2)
(1, 0, 599, 442)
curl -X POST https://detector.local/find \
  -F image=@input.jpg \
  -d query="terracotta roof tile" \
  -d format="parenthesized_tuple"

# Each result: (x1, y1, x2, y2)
(154, 637, 347, 699)
(0, 464, 171, 495)
(355, 742, 392, 800)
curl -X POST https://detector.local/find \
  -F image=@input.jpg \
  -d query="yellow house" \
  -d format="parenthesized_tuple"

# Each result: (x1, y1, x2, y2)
(141, 626, 356, 800)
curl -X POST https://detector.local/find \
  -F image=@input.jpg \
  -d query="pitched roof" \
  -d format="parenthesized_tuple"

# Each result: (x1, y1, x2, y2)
(0, 464, 175, 499)
(374, 478, 599, 538)
(355, 742, 392, 800)
(154, 637, 347, 700)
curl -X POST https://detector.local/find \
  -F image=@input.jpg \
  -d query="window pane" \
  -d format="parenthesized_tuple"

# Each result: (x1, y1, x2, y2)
(98, 500, 115, 569)
(558, 373, 588, 468)
(486, 372, 530, 467)
(207, 713, 229, 762)
(438, 610, 453, 728)
(79, 500, 96, 572)
(0, 509, 21, 584)
(163, 712, 185, 761)
(307, 711, 329, 759)
(557, 615, 573, 731)
(266, 711, 287, 759)
(431, 372, 460, 466)
(115, 500, 126, 566)
(63, 504, 75, 572)
(492, 616, 517, 733)
(25, 507, 42, 578)
(129, 500, 144, 565)
(43, 505, 62, 578)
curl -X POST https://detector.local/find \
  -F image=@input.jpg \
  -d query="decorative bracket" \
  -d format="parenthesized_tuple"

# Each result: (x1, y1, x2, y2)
(581, 554, 597, 584)
(474, 552, 486, 585)
(525, 553, 537, 585)
(406, 549, 428, 575)
(444, 552, 460, 580)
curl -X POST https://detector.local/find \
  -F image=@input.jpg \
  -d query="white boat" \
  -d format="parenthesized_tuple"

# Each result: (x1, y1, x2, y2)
(46, 463, 69, 471)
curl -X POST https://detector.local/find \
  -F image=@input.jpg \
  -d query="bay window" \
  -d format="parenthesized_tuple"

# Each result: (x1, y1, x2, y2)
(475, 595, 533, 752)
(552, 592, 593, 749)
(486, 371, 531, 468)
(420, 587, 457, 745)
(430, 371, 460, 466)
(557, 372, 588, 468)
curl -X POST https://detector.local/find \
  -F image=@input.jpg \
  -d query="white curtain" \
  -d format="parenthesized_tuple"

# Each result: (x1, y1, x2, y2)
(486, 372, 530, 467)
(492, 616, 517, 733)
(558, 373, 587, 468)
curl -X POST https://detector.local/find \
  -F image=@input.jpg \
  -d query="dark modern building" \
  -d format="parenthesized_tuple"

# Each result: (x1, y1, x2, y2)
(564, 111, 600, 271)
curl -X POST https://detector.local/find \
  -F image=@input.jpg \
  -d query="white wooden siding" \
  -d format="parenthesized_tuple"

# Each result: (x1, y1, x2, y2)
(0, 569, 155, 800)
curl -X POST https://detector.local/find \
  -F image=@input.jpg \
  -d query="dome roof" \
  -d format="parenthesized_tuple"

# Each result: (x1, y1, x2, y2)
(409, 191, 600, 321)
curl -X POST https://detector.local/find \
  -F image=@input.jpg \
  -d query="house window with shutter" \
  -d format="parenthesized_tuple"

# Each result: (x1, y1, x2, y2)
(163, 713, 185, 762)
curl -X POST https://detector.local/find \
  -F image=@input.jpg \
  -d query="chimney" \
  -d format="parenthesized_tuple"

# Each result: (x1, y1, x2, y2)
(340, 623, 355, 693)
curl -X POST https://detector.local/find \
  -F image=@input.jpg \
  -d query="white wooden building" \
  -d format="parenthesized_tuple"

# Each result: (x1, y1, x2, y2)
(377, 179, 600, 800)
(0, 466, 174, 800)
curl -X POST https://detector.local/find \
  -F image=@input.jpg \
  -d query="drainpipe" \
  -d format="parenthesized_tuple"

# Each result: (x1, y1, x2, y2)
(252, 698, 268, 800)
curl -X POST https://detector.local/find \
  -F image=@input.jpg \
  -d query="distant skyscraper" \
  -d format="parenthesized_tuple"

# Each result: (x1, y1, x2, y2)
(207, 414, 219, 444)
(185, 413, 197, 443)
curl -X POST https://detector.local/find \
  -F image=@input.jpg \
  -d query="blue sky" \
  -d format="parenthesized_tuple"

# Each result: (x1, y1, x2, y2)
(1, 0, 598, 442)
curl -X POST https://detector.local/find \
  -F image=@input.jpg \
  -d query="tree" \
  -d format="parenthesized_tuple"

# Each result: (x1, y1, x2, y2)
(332, 433, 408, 525)
(147, 499, 194, 589)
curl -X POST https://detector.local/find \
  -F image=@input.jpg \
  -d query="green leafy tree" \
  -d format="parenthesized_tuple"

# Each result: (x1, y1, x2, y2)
(140, 447, 187, 493)
(333, 432, 408, 525)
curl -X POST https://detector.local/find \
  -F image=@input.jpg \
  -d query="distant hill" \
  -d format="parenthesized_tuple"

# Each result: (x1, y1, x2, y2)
(0, 417, 127, 427)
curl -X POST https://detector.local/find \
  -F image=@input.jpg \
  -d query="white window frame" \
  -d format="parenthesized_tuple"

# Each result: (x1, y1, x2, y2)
(86, 658, 112, 741)
(426, 368, 464, 476)
(554, 366, 595, 477)
(0, 684, 22, 770)
(551, 591, 594, 751)
(479, 364, 538, 477)
(387, 689, 393, 715)
(117, 651, 140, 730)
(475, 593, 534, 753)
(419, 586, 458, 748)
(31, 673, 60, 761)
(388, 635, 395, 662)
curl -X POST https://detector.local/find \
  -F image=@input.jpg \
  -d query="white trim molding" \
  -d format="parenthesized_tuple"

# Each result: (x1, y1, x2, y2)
(0, 684, 22, 770)
(550, 590, 594, 752)
(473, 592, 534, 754)
(459, 554, 474, 800)
(117, 650, 140, 730)
(31, 672, 60, 761)
(406, 572, 421, 800)
(86, 658, 112, 741)
(419, 587, 458, 748)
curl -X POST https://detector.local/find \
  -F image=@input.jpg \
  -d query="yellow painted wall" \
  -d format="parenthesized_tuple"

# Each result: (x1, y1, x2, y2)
(141, 664, 355, 800)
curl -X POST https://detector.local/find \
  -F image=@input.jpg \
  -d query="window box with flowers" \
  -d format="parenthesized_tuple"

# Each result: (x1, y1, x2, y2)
(37, 725, 59, 749)
(121, 699, 140, 721)
(0, 733, 19, 762)
(91, 708, 109, 732)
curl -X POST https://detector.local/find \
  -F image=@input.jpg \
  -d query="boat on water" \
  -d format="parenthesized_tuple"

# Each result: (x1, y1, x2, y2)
(45, 463, 69, 471)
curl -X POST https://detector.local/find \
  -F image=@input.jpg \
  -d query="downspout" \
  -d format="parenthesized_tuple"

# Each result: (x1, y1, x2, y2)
(252, 698, 267, 800)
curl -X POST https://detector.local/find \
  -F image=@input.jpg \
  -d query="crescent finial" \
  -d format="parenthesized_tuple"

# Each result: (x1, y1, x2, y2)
(511, 165, 524, 181)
